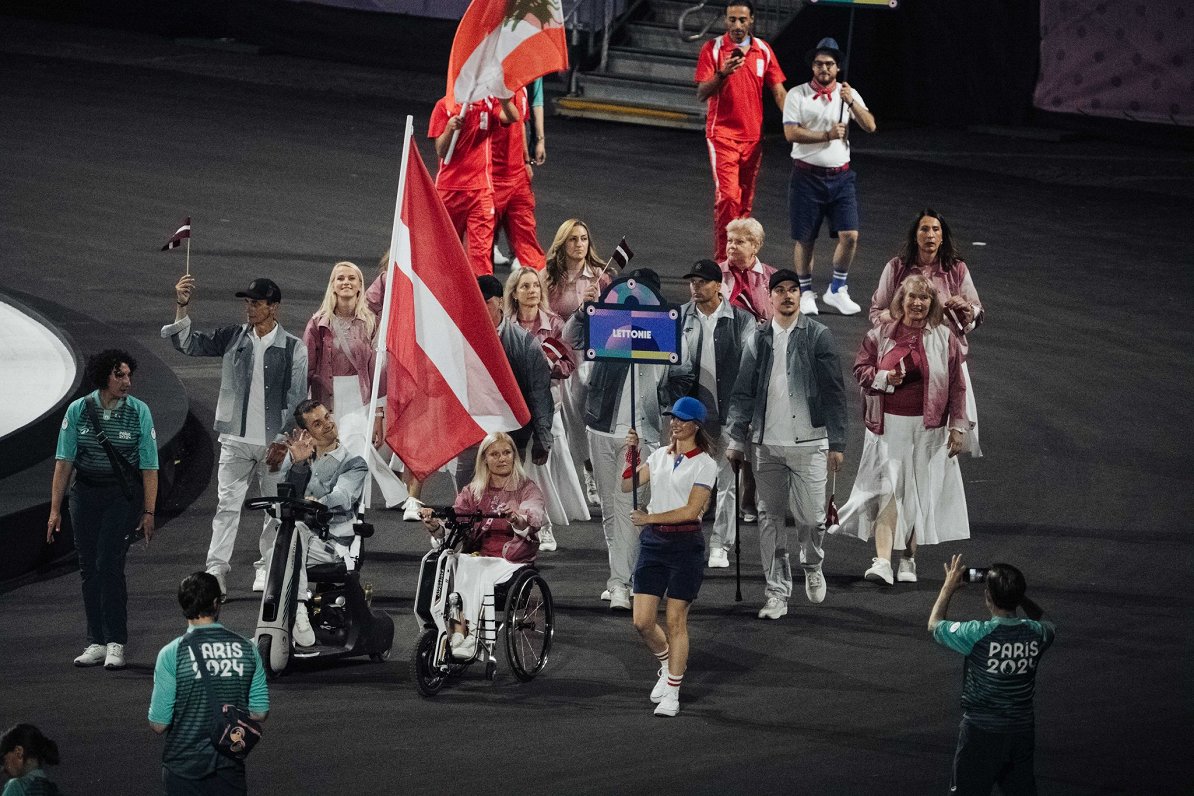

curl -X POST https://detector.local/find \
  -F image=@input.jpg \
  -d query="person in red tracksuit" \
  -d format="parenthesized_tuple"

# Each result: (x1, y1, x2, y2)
(695, 1, 786, 261)
(428, 95, 520, 275)
(490, 84, 547, 271)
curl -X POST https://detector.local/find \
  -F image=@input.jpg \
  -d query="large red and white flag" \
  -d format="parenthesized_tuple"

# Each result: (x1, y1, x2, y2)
(445, 0, 569, 112)
(382, 138, 530, 480)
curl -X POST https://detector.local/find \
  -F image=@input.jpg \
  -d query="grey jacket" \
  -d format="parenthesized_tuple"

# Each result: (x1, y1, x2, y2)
(162, 316, 307, 442)
(498, 319, 553, 455)
(727, 315, 848, 452)
(680, 299, 757, 434)
(283, 445, 368, 538)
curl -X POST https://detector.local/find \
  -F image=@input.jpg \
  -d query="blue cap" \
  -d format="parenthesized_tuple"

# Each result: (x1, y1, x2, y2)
(664, 396, 708, 424)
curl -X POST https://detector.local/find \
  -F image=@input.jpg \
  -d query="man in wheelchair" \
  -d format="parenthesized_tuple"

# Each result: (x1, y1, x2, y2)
(280, 399, 369, 647)
(421, 431, 544, 659)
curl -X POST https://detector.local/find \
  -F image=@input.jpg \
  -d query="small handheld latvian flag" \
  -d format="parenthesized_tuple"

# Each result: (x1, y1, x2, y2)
(611, 237, 634, 269)
(161, 218, 191, 251)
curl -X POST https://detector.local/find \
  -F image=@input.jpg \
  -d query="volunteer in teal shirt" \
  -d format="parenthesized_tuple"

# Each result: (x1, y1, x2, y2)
(49, 349, 159, 671)
(929, 555, 1055, 795)
(150, 572, 269, 794)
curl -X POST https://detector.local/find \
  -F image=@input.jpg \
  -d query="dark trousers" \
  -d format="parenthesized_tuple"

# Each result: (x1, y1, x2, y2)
(70, 481, 140, 645)
(162, 765, 247, 795)
(950, 720, 1037, 795)
(453, 425, 533, 491)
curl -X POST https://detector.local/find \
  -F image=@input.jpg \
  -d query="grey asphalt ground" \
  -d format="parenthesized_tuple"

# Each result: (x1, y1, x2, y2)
(1, 17, 1191, 795)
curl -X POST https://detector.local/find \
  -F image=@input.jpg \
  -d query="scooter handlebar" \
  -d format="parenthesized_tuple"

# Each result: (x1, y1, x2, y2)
(243, 494, 332, 527)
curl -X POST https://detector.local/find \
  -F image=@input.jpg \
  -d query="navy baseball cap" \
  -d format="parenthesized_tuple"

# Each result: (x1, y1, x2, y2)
(236, 278, 282, 303)
(768, 269, 802, 292)
(477, 275, 504, 302)
(664, 396, 708, 425)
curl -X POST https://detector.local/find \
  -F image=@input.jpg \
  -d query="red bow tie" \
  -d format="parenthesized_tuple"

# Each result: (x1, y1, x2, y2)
(811, 81, 837, 103)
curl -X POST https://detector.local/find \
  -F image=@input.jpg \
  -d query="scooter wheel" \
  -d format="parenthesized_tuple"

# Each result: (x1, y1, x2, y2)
(411, 628, 446, 697)
(258, 635, 282, 681)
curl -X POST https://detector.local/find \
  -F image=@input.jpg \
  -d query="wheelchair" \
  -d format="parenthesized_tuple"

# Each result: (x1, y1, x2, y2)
(410, 507, 554, 696)
(245, 488, 394, 678)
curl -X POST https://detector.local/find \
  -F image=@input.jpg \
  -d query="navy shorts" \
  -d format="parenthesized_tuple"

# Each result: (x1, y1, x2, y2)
(787, 166, 859, 243)
(632, 526, 705, 602)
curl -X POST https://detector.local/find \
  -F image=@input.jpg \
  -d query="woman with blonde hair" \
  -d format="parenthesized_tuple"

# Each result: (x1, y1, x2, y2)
(421, 432, 546, 658)
(303, 260, 406, 506)
(540, 219, 616, 506)
(831, 274, 971, 585)
(503, 268, 588, 551)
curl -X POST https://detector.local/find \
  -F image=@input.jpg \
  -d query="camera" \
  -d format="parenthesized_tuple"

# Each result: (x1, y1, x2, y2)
(962, 567, 989, 583)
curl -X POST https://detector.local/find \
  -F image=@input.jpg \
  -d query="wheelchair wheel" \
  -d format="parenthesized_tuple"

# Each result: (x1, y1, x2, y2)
(411, 628, 446, 697)
(503, 570, 554, 682)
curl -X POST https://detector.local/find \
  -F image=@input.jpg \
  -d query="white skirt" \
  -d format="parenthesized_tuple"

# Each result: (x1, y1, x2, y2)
(333, 376, 408, 509)
(962, 361, 982, 458)
(524, 407, 591, 525)
(831, 413, 969, 549)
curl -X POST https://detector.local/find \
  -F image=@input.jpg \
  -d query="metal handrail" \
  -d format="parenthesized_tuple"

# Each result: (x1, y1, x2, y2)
(678, 2, 718, 43)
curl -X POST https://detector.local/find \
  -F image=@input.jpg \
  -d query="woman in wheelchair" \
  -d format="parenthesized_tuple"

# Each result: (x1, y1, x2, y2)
(623, 397, 718, 718)
(421, 431, 545, 659)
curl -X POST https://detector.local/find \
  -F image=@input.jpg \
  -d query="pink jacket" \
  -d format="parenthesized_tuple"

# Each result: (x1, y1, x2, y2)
(719, 257, 776, 322)
(515, 308, 576, 382)
(542, 263, 612, 320)
(854, 322, 969, 435)
(869, 257, 984, 355)
(302, 313, 377, 410)
(453, 478, 546, 562)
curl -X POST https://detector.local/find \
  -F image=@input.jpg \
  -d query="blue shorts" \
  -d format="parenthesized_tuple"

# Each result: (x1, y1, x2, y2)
(787, 165, 859, 243)
(633, 526, 705, 602)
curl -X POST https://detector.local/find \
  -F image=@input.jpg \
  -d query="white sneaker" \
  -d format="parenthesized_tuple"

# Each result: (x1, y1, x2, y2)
(252, 568, 266, 592)
(650, 666, 671, 703)
(757, 597, 788, 620)
(449, 631, 477, 659)
(293, 602, 316, 647)
(800, 290, 819, 316)
(103, 643, 125, 670)
(402, 497, 424, 522)
(74, 644, 106, 667)
(805, 568, 827, 604)
(865, 557, 895, 585)
(609, 587, 632, 611)
(897, 557, 918, 583)
(493, 245, 511, 267)
(584, 471, 600, 507)
(600, 589, 611, 602)
(206, 568, 227, 603)
(707, 548, 730, 568)
(539, 525, 558, 552)
(822, 285, 861, 315)
(654, 689, 680, 717)
(740, 511, 757, 523)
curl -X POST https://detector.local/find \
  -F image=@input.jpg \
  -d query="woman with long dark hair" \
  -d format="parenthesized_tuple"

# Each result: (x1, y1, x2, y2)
(1, 723, 60, 795)
(623, 397, 718, 718)
(870, 208, 984, 455)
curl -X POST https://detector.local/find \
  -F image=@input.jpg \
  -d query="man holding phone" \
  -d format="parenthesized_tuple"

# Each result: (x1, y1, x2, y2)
(695, 2, 786, 261)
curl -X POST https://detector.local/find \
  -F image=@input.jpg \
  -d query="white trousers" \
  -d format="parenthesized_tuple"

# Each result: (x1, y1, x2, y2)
(753, 442, 828, 600)
(708, 439, 738, 550)
(207, 438, 283, 576)
(587, 429, 641, 593)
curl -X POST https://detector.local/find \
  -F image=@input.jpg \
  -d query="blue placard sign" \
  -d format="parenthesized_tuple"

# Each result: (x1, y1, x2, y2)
(583, 276, 681, 364)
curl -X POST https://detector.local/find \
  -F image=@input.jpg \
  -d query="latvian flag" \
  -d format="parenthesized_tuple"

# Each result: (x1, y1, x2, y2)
(611, 237, 634, 270)
(540, 336, 569, 374)
(161, 218, 191, 251)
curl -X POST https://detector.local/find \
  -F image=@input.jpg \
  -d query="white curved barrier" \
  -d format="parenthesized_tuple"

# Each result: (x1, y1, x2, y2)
(0, 298, 77, 438)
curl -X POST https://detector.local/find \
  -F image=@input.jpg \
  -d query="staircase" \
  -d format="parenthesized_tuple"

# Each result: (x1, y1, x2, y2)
(557, 1, 804, 130)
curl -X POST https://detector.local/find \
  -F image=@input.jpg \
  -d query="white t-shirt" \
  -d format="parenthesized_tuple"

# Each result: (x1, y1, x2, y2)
(645, 445, 717, 516)
(782, 82, 868, 167)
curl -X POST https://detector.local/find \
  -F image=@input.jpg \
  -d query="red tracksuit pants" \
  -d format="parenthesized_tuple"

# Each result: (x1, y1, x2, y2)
(707, 136, 763, 260)
(439, 188, 496, 275)
(493, 175, 546, 271)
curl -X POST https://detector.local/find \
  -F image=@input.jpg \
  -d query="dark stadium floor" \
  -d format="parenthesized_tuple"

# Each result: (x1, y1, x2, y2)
(1, 17, 1191, 795)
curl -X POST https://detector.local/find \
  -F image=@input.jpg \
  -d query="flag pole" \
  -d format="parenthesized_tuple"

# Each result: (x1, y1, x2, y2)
(443, 104, 467, 165)
(363, 115, 416, 511)
(185, 237, 190, 276)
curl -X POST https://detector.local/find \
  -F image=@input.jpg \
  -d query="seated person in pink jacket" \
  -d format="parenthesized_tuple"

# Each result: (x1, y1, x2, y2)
(421, 431, 545, 658)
